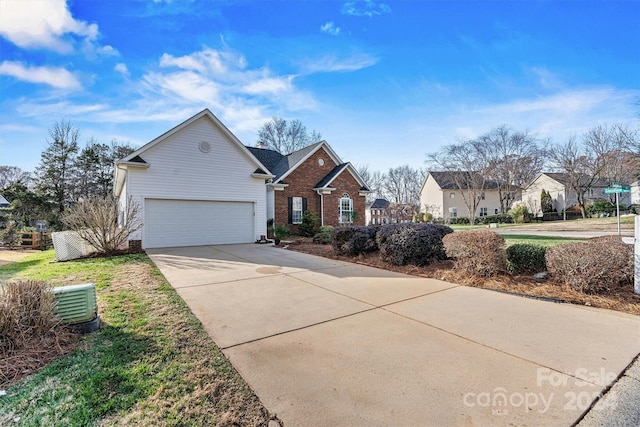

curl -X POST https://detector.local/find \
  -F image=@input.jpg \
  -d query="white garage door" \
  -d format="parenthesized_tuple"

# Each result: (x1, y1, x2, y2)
(144, 199, 254, 248)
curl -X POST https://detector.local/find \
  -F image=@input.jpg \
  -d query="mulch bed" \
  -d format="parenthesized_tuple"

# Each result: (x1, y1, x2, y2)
(282, 239, 640, 316)
(1, 328, 78, 388)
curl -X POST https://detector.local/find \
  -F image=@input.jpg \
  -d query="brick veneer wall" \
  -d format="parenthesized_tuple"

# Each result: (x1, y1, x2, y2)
(274, 147, 366, 234)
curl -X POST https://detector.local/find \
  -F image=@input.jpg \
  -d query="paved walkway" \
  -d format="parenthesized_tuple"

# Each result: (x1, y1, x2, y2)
(148, 244, 640, 426)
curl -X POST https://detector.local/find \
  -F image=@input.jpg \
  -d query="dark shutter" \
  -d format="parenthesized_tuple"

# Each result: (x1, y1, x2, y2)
(287, 197, 293, 224)
(302, 197, 307, 213)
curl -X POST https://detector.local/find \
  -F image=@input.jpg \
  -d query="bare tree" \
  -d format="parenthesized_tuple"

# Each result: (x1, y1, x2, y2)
(595, 124, 640, 191)
(476, 125, 545, 212)
(427, 141, 489, 225)
(62, 195, 143, 256)
(0, 166, 32, 191)
(548, 131, 610, 218)
(257, 117, 321, 154)
(383, 165, 425, 222)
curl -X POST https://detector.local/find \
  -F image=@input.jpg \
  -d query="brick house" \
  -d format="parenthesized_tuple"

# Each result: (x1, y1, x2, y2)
(248, 141, 370, 234)
(369, 198, 390, 225)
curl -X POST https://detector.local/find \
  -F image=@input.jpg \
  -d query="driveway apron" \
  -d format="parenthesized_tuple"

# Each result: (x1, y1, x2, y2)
(148, 244, 640, 426)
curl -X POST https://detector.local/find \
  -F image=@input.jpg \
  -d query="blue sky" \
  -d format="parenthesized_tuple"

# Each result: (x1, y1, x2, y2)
(1, 0, 639, 174)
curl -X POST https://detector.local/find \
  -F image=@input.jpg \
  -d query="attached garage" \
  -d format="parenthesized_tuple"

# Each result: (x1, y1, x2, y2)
(114, 109, 273, 250)
(144, 199, 255, 249)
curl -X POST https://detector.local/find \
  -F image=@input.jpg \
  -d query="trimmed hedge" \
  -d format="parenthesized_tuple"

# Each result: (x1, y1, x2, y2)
(443, 230, 506, 277)
(506, 244, 547, 275)
(376, 223, 453, 266)
(546, 237, 632, 293)
(330, 226, 378, 255)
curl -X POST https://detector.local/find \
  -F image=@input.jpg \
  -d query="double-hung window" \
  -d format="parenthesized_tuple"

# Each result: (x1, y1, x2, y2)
(339, 193, 353, 224)
(291, 197, 303, 224)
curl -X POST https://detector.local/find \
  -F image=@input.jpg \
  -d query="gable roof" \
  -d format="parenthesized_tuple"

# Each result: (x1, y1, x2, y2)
(248, 141, 339, 183)
(528, 172, 610, 189)
(114, 109, 273, 196)
(247, 140, 371, 192)
(427, 171, 500, 190)
(0, 194, 9, 207)
(370, 198, 390, 209)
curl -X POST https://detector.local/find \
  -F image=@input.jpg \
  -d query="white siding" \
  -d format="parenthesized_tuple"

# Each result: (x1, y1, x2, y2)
(523, 175, 568, 214)
(266, 186, 275, 222)
(420, 173, 509, 220)
(419, 174, 444, 219)
(125, 115, 267, 247)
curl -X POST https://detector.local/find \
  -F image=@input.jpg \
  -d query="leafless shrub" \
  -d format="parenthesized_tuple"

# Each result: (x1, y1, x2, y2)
(0, 280, 58, 353)
(62, 195, 142, 256)
(0, 280, 77, 387)
(443, 230, 506, 277)
(546, 237, 633, 293)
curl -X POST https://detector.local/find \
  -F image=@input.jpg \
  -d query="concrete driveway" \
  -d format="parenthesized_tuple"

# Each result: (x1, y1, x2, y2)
(148, 244, 640, 426)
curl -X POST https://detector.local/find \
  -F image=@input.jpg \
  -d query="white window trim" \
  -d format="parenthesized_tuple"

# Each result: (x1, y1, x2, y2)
(292, 196, 303, 224)
(339, 193, 353, 224)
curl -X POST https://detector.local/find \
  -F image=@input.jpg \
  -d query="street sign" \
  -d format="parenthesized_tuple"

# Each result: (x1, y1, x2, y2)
(604, 186, 631, 194)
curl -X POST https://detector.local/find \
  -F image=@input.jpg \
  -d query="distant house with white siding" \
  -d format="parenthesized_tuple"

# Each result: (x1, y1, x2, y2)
(521, 172, 624, 214)
(419, 171, 518, 221)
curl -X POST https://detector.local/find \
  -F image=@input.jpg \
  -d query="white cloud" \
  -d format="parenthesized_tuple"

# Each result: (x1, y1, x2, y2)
(320, 21, 341, 36)
(114, 63, 130, 77)
(0, 61, 81, 90)
(143, 70, 221, 104)
(97, 45, 120, 57)
(301, 53, 378, 73)
(159, 49, 246, 75)
(243, 76, 294, 95)
(145, 47, 313, 110)
(0, 0, 98, 53)
(341, 1, 391, 17)
(15, 100, 105, 117)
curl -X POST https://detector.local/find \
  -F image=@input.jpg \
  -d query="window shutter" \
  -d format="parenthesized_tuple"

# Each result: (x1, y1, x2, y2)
(302, 197, 307, 213)
(288, 197, 293, 224)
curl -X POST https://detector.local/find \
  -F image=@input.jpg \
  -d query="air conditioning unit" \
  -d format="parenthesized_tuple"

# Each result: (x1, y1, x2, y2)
(52, 283, 100, 333)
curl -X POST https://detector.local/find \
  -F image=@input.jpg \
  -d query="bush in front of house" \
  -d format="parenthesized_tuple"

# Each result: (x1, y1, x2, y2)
(506, 244, 547, 274)
(474, 214, 513, 225)
(313, 226, 333, 244)
(376, 223, 453, 266)
(443, 230, 506, 277)
(330, 226, 378, 255)
(545, 237, 632, 293)
(298, 210, 320, 237)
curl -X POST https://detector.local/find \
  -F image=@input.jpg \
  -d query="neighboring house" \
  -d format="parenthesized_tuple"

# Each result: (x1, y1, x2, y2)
(369, 198, 390, 225)
(114, 109, 274, 249)
(631, 181, 640, 205)
(248, 141, 370, 234)
(388, 202, 415, 224)
(0, 195, 9, 208)
(521, 173, 623, 214)
(419, 171, 516, 221)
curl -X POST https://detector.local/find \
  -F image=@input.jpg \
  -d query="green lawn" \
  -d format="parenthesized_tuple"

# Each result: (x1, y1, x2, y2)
(501, 234, 587, 247)
(0, 250, 270, 426)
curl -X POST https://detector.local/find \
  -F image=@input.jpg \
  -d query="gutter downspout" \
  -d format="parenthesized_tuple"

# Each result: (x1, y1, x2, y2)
(317, 190, 324, 226)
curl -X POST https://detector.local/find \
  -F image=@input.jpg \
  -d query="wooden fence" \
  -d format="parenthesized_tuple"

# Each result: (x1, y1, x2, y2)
(19, 232, 53, 250)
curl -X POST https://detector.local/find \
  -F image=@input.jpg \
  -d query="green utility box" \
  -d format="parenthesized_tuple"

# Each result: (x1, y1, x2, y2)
(52, 283, 98, 325)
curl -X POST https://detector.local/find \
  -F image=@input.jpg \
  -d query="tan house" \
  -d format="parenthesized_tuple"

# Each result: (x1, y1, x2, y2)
(419, 171, 517, 221)
(521, 173, 622, 214)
